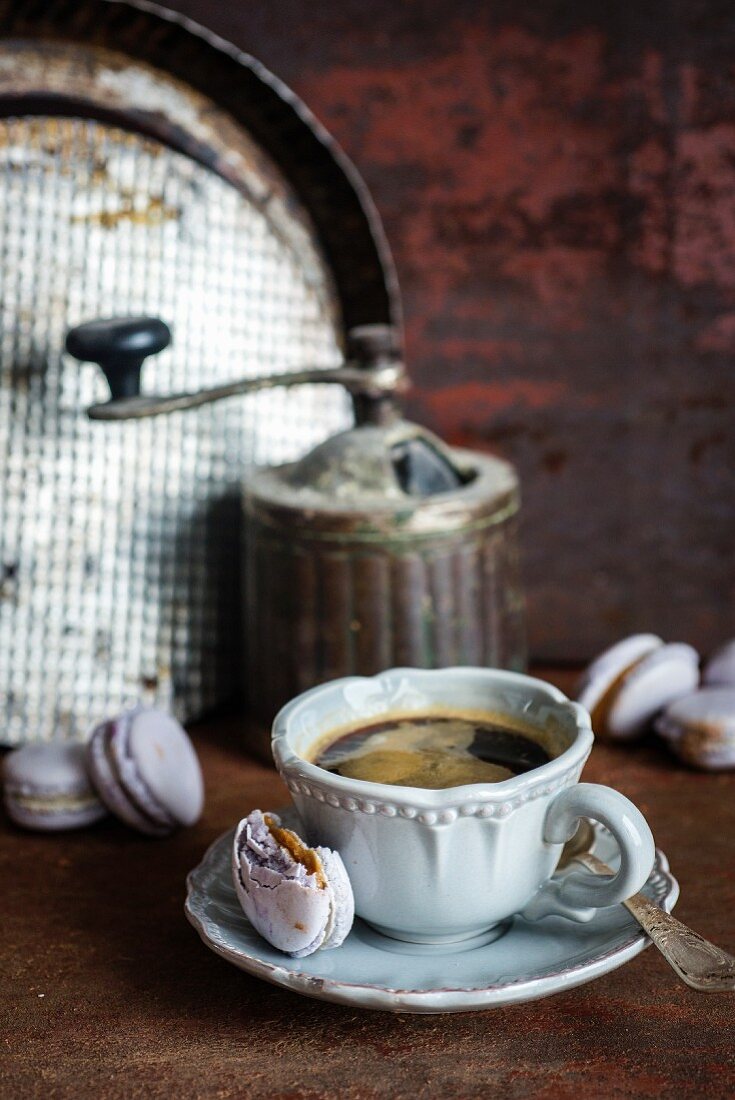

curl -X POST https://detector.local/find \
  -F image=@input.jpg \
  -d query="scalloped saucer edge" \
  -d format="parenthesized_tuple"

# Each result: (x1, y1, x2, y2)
(185, 811, 679, 1014)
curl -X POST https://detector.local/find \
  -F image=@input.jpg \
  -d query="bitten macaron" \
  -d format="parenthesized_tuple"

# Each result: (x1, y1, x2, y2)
(232, 809, 354, 957)
(87, 706, 204, 836)
(577, 633, 700, 740)
(3, 742, 108, 831)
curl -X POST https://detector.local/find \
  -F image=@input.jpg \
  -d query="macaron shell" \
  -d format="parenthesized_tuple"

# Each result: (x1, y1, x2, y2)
(109, 712, 179, 832)
(5, 742, 96, 794)
(702, 640, 735, 687)
(606, 642, 700, 739)
(87, 722, 171, 837)
(577, 634, 663, 713)
(126, 710, 204, 827)
(316, 847, 355, 950)
(240, 872, 331, 957)
(656, 688, 735, 770)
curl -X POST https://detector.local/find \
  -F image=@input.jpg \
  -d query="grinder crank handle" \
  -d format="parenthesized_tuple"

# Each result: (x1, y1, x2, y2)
(66, 318, 405, 421)
(66, 317, 172, 403)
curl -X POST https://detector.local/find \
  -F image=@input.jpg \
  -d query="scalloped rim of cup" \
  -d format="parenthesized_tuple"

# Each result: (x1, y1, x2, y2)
(271, 668, 593, 810)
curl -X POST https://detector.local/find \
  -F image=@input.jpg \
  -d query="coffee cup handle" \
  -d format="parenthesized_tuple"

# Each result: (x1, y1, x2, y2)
(521, 783, 655, 923)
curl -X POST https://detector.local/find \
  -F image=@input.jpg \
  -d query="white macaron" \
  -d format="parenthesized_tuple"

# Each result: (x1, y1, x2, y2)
(578, 634, 700, 740)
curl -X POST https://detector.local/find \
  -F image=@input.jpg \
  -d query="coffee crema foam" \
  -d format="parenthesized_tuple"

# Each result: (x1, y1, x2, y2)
(312, 714, 556, 790)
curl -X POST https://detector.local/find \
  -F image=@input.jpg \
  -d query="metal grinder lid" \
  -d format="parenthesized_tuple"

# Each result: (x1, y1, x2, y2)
(284, 420, 468, 501)
(245, 422, 519, 539)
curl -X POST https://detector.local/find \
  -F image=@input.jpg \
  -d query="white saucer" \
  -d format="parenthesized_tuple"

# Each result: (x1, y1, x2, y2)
(185, 808, 678, 1014)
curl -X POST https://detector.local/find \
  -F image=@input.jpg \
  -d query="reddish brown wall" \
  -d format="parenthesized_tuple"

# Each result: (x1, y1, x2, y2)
(166, 1, 735, 661)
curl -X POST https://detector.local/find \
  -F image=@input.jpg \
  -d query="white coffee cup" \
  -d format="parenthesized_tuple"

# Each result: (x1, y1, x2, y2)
(272, 667, 655, 945)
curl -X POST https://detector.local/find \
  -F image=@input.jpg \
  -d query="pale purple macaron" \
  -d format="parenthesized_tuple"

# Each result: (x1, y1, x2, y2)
(656, 688, 735, 771)
(3, 742, 108, 832)
(703, 640, 735, 687)
(86, 707, 204, 836)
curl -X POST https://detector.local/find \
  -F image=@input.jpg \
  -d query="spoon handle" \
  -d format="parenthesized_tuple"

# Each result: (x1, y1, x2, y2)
(579, 851, 735, 992)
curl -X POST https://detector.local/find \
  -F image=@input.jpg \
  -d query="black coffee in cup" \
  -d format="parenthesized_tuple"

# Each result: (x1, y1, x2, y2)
(312, 714, 554, 790)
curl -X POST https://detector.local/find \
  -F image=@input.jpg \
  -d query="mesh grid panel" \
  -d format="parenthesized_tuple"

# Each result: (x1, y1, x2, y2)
(0, 116, 351, 742)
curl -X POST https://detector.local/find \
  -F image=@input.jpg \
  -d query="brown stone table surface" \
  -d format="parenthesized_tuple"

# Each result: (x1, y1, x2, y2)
(2, 670, 734, 1099)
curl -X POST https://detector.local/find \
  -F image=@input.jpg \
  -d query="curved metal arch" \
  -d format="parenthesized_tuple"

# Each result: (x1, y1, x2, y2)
(0, 0, 401, 339)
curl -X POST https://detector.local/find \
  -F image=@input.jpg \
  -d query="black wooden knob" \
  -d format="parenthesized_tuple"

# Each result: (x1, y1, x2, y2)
(65, 317, 171, 400)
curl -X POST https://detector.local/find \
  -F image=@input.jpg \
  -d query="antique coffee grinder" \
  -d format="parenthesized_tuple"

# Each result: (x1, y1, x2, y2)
(0, 0, 523, 749)
(69, 315, 526, 755)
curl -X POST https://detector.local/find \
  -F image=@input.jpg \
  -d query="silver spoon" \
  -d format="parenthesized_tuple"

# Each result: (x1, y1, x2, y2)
(559, 821, 735, 992)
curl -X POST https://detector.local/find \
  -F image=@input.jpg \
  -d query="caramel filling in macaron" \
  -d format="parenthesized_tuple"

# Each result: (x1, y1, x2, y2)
(589, 655, 649, 735)
(264, 814, 327, 889)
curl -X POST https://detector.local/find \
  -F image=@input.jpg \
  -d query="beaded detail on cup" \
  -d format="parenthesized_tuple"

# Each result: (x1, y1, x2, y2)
(283, 770, 579, 825)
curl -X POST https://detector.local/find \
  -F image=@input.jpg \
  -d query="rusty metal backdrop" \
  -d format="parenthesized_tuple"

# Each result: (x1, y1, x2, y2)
(0, 1, 398, 744)
(155, 0, 735, 665)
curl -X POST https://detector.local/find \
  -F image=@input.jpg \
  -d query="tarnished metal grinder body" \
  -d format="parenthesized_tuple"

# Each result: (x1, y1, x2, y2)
(243, 394, 525, 754)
